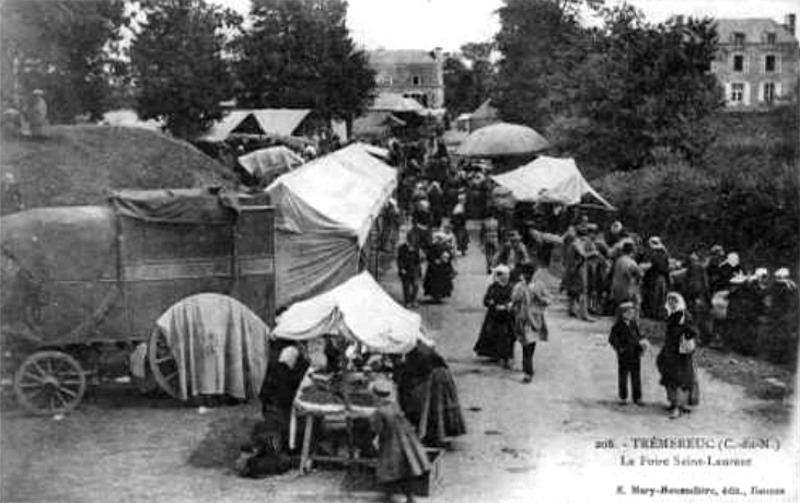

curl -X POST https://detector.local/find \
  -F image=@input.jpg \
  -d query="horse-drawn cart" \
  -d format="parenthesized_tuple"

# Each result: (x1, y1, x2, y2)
(1, 189, 275, 414)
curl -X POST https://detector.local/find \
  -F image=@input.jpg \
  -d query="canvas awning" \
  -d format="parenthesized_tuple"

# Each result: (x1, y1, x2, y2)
(490, 156, 614, 209)
(266, 143, 398, 307)
(238, 146, 304, 180)
(272, 272, 427, 354)
(200, 108, 311, 142)
(266, 143, 397, 246)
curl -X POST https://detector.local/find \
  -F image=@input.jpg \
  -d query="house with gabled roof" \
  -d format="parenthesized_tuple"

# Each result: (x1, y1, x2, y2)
(367, 49, 445, 109)
(712, 14, 799, 109)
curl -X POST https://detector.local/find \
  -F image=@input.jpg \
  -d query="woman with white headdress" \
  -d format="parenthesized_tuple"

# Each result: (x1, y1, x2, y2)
(474, 265, 516, 367)
(656, 292, 699, 419)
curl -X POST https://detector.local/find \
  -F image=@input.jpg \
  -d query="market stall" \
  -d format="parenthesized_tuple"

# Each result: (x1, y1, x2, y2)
(271, 272, 432, 472)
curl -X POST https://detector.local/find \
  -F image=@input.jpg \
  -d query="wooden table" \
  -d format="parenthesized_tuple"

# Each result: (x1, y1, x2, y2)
(289, 371, 395, 473)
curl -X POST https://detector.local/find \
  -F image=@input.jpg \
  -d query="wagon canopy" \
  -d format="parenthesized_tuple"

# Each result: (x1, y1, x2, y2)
(272, 272, 427, 354)
(266, 143, 397, 307)
(154, 293, 271, 400)
(490, 156, 614, 209)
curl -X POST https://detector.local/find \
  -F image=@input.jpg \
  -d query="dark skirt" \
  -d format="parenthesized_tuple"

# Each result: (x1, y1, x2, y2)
(373, 405, 431, 483)
(656, 349, 695, 389)
(424, 262, 454, 299)
(400, 368, 467, 445)
(474, 311, 515, 359)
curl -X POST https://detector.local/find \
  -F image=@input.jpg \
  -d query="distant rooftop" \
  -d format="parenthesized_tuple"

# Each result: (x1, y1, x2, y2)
(368, 49, 440, 66)
(715, 18, 797, 44)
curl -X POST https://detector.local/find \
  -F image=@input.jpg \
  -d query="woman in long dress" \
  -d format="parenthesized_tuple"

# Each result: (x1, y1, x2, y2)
(656, 292, 699, 419)
(474, 265, 515, 367)
(395, 341, 466, 446)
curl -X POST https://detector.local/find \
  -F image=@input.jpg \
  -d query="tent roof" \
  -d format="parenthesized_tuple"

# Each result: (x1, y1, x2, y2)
(471, 99, 498, 120)
(491, 156, 614, 209)
(238, 146, 304, 178)
(370, 92, 424, 112)
(200, 108, 311, 141)
(271, 272, 426, 354)
(265, 143, 397, 245)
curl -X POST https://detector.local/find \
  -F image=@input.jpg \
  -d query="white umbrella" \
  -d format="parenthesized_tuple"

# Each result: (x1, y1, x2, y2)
(456, 122, 549, 157)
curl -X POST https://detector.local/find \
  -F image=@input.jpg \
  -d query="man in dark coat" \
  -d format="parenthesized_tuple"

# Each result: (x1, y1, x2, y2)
(398, 240, 423, 307)
(608, 302, 646, 405)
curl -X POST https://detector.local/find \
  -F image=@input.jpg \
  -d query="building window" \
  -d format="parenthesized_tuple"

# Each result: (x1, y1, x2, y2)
(766, 32, 776, 45)
(765, 54, 776, 72)
(733, 32, 745, 45)
(764, 82, 776, 103)
(411, 75, 421, 86)
(731, 83, 745, 102)
(732, 54, 745, 72)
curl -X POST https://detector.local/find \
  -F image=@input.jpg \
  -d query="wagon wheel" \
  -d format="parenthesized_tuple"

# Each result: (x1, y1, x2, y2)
(148, 330, 182, 400)
(13, 351, 87, 415)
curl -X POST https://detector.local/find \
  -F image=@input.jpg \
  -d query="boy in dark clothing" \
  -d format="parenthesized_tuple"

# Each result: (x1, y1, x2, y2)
(608, 302, 648, 405)
(398, 241, 423, 307)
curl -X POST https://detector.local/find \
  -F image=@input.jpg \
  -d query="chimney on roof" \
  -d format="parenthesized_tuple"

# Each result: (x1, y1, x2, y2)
(785, 13, 796, 36)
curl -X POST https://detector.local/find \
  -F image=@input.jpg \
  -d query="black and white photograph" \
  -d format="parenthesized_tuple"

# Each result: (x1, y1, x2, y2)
(0, 0, 798, 502)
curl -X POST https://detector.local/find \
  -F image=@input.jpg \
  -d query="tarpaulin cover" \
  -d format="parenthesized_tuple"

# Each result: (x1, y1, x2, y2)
(154, 293, 271, 400)
(1, 206, 122, 346)
(491, 156, 615, 209)
(238, 146, 303, 180)
(267, 143, 397, 306)
(272, 272, 426, 354)
(267, 143, 396, 244)
(110, 188, 239, 224)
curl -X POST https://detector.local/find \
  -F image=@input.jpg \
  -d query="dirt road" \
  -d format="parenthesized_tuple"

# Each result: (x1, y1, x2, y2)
(1, 229, 797, 503)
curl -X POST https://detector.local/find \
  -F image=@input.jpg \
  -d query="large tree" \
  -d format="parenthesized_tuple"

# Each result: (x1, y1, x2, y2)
(233, 0, 374, 130)
(443, 42, 496, 115)
(554, 6, 722, 170)
(492, 0, 594, 130)
(130, 0, 241, 139)
(0, 0, 128, 122)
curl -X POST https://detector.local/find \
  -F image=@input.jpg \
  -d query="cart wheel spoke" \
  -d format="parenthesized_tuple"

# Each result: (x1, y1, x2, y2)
(56, 386, 79, 398)
(14, 351, 86, 416)
(149, 330, 182, 401)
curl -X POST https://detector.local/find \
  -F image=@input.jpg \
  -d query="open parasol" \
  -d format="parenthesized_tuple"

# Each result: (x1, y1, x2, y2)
(456, 122, 549, 157)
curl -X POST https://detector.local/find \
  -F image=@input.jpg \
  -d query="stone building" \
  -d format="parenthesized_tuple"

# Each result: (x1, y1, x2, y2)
(712, 15, 799, 109)
(367, 49, 444, 109)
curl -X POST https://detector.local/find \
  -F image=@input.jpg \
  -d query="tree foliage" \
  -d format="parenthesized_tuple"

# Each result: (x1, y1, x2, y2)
(130, 0, 241, 139)
(493, 0, 590, 130)
(0, 0, 128, 122)
(443, 42, 495, 116)
(493, 0, 722, 171)
(234, 0, 375, 127)
(557, 7, 723, 170)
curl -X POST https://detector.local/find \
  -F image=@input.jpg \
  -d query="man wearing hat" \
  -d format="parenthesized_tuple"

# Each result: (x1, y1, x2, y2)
(563, 223, 598, 321)
(608, 301, 647, 405)
(493, 228, 531, 282)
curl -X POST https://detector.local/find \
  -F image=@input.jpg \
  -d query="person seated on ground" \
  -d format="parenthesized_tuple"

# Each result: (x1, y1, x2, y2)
(235, 415, 294, 478)
(259, 345, 310, 452)
(371, 381, 430, 503)
(394, 341, 466, 447)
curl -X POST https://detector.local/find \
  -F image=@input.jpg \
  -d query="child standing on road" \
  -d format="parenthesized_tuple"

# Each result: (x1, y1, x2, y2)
(608, 302, 648, 405)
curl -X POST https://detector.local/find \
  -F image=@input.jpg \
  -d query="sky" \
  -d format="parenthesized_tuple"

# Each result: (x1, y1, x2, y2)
(216, 0, 798, 51)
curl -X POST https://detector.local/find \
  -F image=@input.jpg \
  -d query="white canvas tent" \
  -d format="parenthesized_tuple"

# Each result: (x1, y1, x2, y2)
(490, 156, 614, 209)
(266, 143, 397, 307)
(272, 272, 428, 354)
